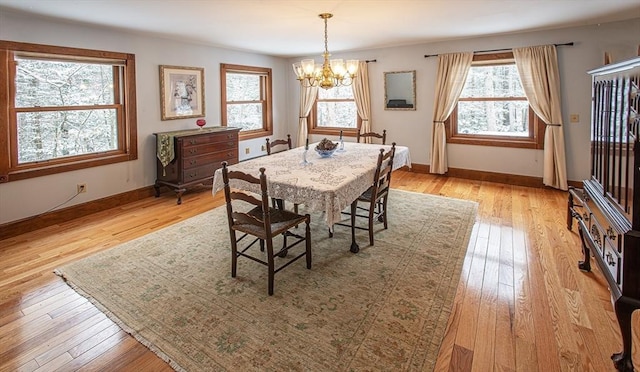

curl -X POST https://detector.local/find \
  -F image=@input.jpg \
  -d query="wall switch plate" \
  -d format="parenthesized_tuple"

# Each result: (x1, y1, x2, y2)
(245, 148, 250, 154)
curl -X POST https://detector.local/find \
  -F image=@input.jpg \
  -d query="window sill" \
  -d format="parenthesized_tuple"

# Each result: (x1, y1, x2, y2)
(238, 128, 273, 141)
(309, 127, 358, 137)
(448, 135, 542, 149)
(4, 152, 137, 183)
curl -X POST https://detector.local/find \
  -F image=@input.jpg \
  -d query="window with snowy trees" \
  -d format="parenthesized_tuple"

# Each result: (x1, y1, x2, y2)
(445, 52, 544, 149)
(0, 41, 137, 183)
(309, 84, 361, 137)
(220, 64, 272, 140)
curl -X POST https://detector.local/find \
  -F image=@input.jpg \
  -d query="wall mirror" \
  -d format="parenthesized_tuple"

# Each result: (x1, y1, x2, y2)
(384, 70, 416, 110)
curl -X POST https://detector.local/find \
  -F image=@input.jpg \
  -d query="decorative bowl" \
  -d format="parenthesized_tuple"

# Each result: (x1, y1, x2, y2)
(315, 148, 336, 158)
(315, 138, 338, 158)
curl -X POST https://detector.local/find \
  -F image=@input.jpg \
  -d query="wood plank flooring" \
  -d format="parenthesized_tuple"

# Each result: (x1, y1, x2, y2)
(0, 171, 636, 371)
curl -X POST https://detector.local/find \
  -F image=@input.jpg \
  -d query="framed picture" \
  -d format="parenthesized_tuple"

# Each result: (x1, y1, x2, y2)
(159, 65, 205, 120)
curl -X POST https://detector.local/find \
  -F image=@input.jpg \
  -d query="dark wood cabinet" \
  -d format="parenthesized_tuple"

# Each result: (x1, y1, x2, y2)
(568, 57, 640, 372)
(154, 127, 240, 204)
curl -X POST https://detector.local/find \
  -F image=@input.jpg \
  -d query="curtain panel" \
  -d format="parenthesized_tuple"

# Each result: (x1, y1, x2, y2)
(297, 85, 319, 147)
(513, 45, 568, 190)
(429, 52, 473, 174)
(353, 61, 372, 143)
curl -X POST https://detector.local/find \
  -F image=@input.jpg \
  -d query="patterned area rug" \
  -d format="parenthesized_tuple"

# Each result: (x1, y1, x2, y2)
(55, 189, 477, 372)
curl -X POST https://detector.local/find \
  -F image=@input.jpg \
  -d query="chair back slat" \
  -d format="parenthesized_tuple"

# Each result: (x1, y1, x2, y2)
(357, 129, 386, 145)
(266, 134, 292, 155)
(227, 170, 260, 184)
(229, 191, 261, 206)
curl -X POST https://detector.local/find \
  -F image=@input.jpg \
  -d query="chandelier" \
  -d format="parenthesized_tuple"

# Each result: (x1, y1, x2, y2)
(292, 13, 359, 90)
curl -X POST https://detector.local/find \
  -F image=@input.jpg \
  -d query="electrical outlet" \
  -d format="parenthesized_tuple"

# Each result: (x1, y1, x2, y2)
(245, 148, 250, 154)
(77, 183, 87, 193)
(261, 145, 266, 151)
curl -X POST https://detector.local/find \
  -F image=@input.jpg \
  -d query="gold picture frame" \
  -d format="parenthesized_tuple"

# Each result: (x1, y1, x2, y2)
(159, 65, 205, 120)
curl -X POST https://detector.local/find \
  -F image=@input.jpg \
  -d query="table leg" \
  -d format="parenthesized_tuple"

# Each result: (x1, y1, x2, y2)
(350, 201, 359, 253)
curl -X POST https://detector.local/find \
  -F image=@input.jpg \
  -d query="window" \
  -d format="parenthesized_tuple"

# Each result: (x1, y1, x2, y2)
(0, 41, 137, 183)
(446, 53, 544, 149)
(309, 85, 361, 136)
(220, 64, 272, 140)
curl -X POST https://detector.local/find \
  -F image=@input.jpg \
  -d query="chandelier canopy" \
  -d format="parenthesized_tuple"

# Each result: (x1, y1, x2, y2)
(292, 13, 359, 90)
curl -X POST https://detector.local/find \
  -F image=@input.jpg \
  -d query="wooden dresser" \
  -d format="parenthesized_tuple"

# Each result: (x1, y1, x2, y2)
(568, 57, 640, 372)
(154, 127, 240, 204)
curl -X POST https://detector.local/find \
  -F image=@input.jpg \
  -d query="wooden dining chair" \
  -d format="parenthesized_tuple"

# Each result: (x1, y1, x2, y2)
(357, 129, 386, 145)
(265, 134, 292, 155)
(265, 134, 298, 214)
(337, 143, 396, 246)
(221, 162, 312, 295)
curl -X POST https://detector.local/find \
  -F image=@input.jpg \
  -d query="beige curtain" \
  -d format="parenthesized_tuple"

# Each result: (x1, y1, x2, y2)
(430, 52, 473, 174)
(352, 61, 372, 143)
(296, 85, 319, 147)
(513, 45, 568, 190)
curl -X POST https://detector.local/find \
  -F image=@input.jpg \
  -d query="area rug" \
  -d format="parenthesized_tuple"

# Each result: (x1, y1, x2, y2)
(55, 189, 478, 372)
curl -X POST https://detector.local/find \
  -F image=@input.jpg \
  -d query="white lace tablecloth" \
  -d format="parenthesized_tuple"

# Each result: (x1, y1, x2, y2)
(212, 142, 411, 227)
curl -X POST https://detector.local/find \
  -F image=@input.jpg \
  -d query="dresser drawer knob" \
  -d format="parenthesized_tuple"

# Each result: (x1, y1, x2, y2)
(189, 139, 197, 145)
(190, 160, 197, 165)
(189, 149, 198, 154)
(189, 172, 198, 178)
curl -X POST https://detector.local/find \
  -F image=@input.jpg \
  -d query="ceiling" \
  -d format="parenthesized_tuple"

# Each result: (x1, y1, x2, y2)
(1, 0, 639, 58)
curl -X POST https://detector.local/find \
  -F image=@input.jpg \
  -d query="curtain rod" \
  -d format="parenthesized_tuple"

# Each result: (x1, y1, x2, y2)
(423, 42, 574, 58)
(366, 59, 377, 63)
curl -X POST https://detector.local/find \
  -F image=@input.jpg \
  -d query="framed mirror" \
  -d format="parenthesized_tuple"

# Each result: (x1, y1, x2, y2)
(384, 70, 416, 110)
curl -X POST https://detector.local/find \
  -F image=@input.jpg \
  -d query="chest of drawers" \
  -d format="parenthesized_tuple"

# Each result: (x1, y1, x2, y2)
(154, 127, 240, 204)
(567, 57, 640, 372)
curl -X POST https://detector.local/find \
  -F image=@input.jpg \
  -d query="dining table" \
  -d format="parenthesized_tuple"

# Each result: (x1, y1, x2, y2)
(212, 141, 412, 252)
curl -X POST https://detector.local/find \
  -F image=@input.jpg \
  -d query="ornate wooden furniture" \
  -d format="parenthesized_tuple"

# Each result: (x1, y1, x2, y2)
(357, 129, 386, 144)
(221, 162, 311, 296)
(567, 57, 640, 372)
(154, 127, 239, 204)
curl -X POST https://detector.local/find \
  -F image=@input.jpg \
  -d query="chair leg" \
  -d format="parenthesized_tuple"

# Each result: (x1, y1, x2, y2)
(351, 200, 358, 248)
(230, 231, 238, 278)
(278, 232, 288, 257)
(382, 196, 389, 229)
(368, 202, 375, 246)
(305, 215, 312, 269)
(266, 239, 275, 296)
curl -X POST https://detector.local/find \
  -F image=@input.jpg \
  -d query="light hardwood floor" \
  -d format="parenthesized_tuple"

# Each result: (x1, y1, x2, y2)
(0, 170, 636, 371)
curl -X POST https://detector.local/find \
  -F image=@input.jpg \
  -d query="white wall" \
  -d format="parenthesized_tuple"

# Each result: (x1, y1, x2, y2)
(1, 9, 638, 225)
(0, 10, 291, 224)
(288, 18, 640, 181)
